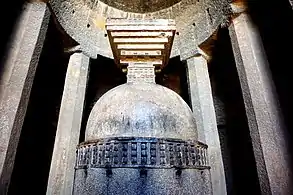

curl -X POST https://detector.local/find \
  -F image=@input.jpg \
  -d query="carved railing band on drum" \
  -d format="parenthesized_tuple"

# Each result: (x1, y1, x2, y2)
(75, 137, 209, 169)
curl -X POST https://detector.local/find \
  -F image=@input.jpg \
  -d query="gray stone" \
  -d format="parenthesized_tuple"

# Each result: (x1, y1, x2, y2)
(98, 0, 181, 13)
(229, 13, 293, 194)
(185, 55, 227, 195)
(76, 138, 209, 169)
(74, 168, 212, 195)
(48, 0, 230, 59)
(46, 52, 90, 195)
(85, 83, 198, 141)
(177, 24, 199, 60)
(0, 2, 50, 193)
(76, 56, 212, 194)
(213, 96, 226, 126)
(290, 0, 293, 8)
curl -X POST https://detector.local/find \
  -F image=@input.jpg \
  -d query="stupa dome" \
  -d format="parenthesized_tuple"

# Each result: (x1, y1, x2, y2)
(85, 82, 198, 141)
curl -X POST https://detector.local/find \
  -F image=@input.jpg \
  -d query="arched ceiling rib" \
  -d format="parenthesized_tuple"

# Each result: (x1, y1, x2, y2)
(99, 0, 181, 13)
(48, 0, 230, 59)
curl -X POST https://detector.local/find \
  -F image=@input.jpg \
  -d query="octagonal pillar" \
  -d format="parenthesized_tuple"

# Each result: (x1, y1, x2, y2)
(229, 10, 293, 194)
(46, 51, 90, 195)
(0, 2, 50, 193)
(184, 53, 226, 195)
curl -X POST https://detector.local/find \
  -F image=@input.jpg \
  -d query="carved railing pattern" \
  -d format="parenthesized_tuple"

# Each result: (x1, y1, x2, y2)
(75, 137, 209, 169)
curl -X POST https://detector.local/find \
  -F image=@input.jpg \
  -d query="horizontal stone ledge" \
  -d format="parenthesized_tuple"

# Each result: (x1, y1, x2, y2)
(117, 44, 165, 49)
(106, 19, 176, 26)
(114, 38, 169, 43)
(107, 26, 176, 31)
(121, 50, 162, 56)
(111, 31, 174, 37)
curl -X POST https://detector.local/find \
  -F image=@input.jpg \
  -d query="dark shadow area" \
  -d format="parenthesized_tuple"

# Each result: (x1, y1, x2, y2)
(157, 56, 191, 107)
(8, 17, 69, 194)
(209, 28, 261, 195)
(0, 0, 25, 74)
(247, 0, 293, 169)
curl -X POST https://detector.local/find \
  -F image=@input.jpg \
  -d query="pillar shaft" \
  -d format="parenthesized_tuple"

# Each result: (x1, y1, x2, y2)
(0, 2, 50, 193)
(46, 52, 89, 195)
(229, 13, 292, 194)
(186, 56, 226, 195)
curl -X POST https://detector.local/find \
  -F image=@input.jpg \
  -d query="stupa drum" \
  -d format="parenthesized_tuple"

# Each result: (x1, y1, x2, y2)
(73, 19, 212, 195)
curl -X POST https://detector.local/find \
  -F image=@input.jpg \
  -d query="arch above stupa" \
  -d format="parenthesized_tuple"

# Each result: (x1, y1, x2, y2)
(48, 0, 230, 58)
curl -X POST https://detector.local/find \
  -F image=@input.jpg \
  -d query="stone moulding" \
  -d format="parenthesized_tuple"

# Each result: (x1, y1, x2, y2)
(75, 137, 210, 170)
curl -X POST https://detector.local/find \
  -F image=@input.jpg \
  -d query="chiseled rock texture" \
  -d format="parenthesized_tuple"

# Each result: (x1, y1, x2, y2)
(74, 82, 212, 195)
(86, 83, 197, 141)
(98, 0, 181, 13)
(74, 168, 212, 195)
(48, 0, 230, 58)
(0, 2, 50, 193)
(46, 53, 89, 195)
(229, 13, 293, 194)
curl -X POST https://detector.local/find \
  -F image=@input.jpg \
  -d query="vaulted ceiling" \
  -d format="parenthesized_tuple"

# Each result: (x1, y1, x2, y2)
(49, 0, 230, 58)
(98, 0, 181, 13)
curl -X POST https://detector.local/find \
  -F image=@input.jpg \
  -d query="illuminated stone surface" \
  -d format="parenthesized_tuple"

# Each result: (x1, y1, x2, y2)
(73, 18, 212, 195)
(0, 2, 50, 193)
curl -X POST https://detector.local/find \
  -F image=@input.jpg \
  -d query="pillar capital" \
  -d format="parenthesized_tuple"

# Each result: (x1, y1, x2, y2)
(181, 47, 211, 63)
(64, 45, 93, 59)
(229, 1, 248, 20)
(64, 45, 82, 54)
(178, 23, 213, 62)
(222, 1, 248, 29)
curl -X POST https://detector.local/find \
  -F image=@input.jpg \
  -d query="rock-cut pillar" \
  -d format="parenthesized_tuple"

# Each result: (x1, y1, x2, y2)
(0, 2, 50, 193)
(178, 19, 226, 195)
(46, 51, 90, 195)
(229, 10, 293, 194)
(185, 54, 227, 195)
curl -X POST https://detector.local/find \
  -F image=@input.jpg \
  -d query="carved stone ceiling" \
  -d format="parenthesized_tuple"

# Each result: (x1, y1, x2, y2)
(98, 0, 181, 13)
(49, 0, 230, 58)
